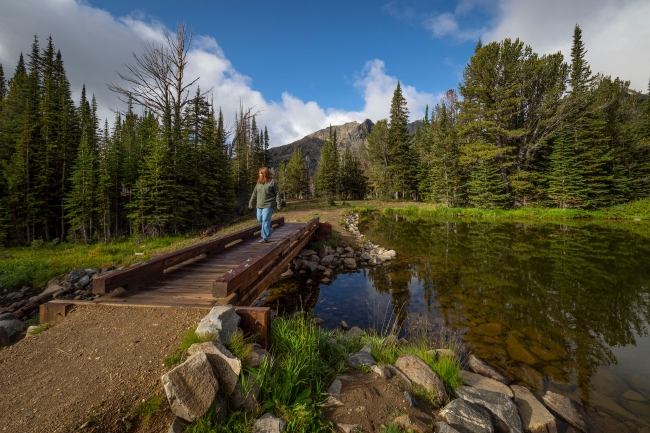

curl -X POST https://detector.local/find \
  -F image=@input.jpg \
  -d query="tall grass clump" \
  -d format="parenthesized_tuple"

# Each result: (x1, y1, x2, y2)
(163, 326, 213, 367)
(252, 314, 345, 432)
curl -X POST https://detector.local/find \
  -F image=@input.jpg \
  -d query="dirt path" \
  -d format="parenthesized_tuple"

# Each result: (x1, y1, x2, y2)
(0, 306, 207, 432)
(0, 202, 361, 432)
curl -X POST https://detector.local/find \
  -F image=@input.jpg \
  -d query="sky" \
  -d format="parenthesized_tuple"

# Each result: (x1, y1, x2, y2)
(1, 0, 649, 146)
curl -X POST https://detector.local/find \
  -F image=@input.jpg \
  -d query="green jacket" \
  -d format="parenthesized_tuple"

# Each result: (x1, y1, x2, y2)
(249, 179, 282, 209)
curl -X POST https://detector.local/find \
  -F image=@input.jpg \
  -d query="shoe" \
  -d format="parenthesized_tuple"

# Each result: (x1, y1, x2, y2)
(259, 238, 269, 243)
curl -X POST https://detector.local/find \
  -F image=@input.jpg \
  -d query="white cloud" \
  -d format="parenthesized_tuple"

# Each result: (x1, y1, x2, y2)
(483, 0, 650, 92)
(0, 0, 434, 146)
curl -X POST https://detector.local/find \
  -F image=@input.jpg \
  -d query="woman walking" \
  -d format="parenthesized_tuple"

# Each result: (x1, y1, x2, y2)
(249, 167, 282, 243)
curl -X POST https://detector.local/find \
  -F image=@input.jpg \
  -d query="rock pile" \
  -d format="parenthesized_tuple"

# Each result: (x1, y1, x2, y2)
(162, 304, 286, 433)
(0, 267, 117, 346)
(328, 325, 571, 433)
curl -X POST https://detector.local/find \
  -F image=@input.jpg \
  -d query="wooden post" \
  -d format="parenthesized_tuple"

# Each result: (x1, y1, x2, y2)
(235, 307, 271, 350)
(39, 302, 73, 325)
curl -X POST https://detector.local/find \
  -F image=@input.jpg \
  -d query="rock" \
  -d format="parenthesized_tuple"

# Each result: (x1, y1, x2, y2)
(280, 269, 294, 278)
(320, 254, 335, 266)
(404, 390, 417, 407)
(360, 252, 372, 260)
(326, 378, 344, 406)
(318, 245, 327, 258)
(393, 414, 433, 433)
(432, 348, 460, 362)
(299, 249, 317, 257)
(360, 342, 372, 353)
(461, 370, 514, 398)
(395, 354, 447, 406)
(311, 317, 325, 327)
(77, 274, 91, 288)
(213, 393, 229, 421)
(382, 250, 397, 259)
(336, 422, 359, 433)
(511, 385, 557, 433)
(469, 354, 509, 384)
(440, 398, 494, 433)
(368, 256, 383, 266)
(435, 422, 462, 433)
(168, 416, 189, 433)
(253, 412, 286, 433)
(26, 325, 40, 336)
(66, 269, 87, 284)
(38, 285, 63, 302)
(323, 269, 333, 277)
(162, 352, 218, 422)
(455, 386, 523, 433)
(622, 389, 647, 402)
(0, 327, 9, 346)
(317, 265, 326, 271)
(320, 278, 331, 284)
(195, 305, 241, 344)
(341, 320, 349, 329)
(0, 312, 18, 321)
(243, 344, 271, 368)
(0, 319, 25, 340)
(348, 348, 376, 369)
(303, 261, 318, 273)
(506, 336, 537, 365)
(344, 246, 354, 253)
(345, 251, 354, 258)
(309, 254, 321, 262)
(386, 365, 413, 391)
(343, 258, 357, 269)
(372, 364, 392, 379)
(336, 247, 344, 254)
(344, 326, 365, 338)
(230, 373, 261, 413)
(187, 341, 241, 396)
(306, 279, 314, 285)
(541, 391, 587, 433)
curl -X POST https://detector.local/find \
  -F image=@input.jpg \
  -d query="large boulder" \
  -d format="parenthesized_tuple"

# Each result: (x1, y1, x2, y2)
(461, 370, 514, 398)
(541, 392, 587, 433)
(440, 398, 494, 433)
(469, 355, 509, 384)
(187, 341, 241, 396)
(455, 386, 523, 433)
(0, 327, 9, 346)
(435, 422, 461, 433)
(395, 354, 447, 406)
(162, 352, 218, 422)
(0, 319, 25, 341)
(386, 365, 413, 391)
(195, 305, 241, 344)
(66, 269, 87, 284)
(511, 385, 557, 433)
(253, 412, 286, 433)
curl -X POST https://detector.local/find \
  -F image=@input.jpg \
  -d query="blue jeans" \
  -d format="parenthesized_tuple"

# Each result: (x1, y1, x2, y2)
(257, 207, 274, 240)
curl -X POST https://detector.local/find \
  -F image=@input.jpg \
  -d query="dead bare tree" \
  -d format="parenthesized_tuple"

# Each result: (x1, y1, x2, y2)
(107, 22, 209, 127)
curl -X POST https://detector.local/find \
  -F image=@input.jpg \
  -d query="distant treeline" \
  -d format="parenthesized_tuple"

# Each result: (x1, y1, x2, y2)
(0, 32, 268, 246)
(281, 25, 650, 210)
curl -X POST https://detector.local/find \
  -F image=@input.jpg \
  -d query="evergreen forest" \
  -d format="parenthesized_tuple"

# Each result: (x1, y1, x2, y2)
(1, 25, 649, 246)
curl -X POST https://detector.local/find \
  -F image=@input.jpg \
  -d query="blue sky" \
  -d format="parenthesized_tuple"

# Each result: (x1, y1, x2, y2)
(1, 0, 649, 145)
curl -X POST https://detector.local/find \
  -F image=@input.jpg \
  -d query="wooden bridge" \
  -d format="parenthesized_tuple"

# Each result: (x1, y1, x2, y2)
(40, 217, 320, 347)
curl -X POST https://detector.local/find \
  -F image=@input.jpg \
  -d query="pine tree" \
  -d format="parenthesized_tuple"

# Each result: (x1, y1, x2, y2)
(0, 64, 6, 102)
(339, 146, 367, 200)
(65, 131, 96, 242)
(467, 158, 509, 209)
(285, 148, 309, 199)
(387, 82, 415, 198)
(547, 130, 587, 208)
(315, 125, 340, 201)
(365, 119, 390, 197)
(263, 126, 270, 166)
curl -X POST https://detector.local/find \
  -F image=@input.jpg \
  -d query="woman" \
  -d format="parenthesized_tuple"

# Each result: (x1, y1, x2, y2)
(249, 167, 282, 243)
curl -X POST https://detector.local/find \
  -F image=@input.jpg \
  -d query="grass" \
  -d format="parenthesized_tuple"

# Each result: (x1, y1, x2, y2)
(131, 392, 165, 424)
(225, 329, 253, 362)
(163, 325, 213, 367)
(185, 314, 346, 433)
(0, 216, 264, 290)
(27, 321, 55, 336)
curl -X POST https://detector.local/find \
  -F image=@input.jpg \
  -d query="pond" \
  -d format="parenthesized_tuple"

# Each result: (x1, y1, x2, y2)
(259, 212, 650, 431)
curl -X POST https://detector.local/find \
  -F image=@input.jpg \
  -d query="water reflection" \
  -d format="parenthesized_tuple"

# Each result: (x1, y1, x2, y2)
(261, 213, 650, 428)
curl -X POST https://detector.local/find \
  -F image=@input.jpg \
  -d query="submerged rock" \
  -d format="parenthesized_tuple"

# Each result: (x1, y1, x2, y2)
(440, 398, 494, 433)
(455, 386, 523, 433)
